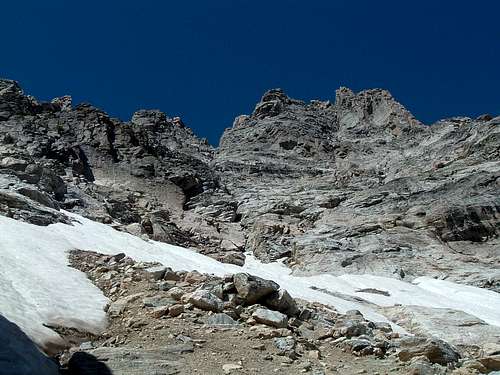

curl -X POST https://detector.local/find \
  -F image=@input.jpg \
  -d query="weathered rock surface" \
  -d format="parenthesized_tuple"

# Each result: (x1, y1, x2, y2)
(1, 78, 498, 292)
(67, 344, 193, 375)
(1, 78, 499, 374)
(213, 88, 500, 291)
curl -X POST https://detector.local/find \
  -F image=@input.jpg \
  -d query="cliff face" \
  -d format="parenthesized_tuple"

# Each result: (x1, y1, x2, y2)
(1, 78, 499, 289)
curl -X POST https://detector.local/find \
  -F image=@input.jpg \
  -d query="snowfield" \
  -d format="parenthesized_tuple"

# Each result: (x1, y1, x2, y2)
(1, 211, 500, 349)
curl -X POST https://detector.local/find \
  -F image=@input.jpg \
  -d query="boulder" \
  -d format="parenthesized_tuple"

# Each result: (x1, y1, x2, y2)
(188, 290, 224, 312)
(163, 268, 180, 281)
(167, 287, 185, 300)
(398, 337, 460, 365)
(273, 337, 296, 355)
(145, 265, 167, 280)
(185, 270, 207, 284)
(252, 308, 288, 328)
(233, 273, 279, 304)
(265, 288, 298, 316)
(479, 355, 500, 371)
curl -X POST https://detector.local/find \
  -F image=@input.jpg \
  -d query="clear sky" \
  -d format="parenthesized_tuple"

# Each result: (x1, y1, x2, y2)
(2, 1, 499, 145)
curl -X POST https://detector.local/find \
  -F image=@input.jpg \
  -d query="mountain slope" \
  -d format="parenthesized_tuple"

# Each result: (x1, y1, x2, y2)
(0, 78, 499, 372)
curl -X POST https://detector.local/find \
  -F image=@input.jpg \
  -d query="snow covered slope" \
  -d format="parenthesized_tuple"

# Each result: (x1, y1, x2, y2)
(1, 211, 500, 350)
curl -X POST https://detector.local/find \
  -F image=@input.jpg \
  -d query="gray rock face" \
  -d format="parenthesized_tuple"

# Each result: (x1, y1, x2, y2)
(1, 79, 498, 291)
(67, 344, 193, 375)
(211, 87, 500, 292)
(1, 79, 499, 365)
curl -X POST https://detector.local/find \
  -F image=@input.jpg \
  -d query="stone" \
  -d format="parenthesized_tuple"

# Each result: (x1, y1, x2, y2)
(222, 363, 243, 373)
(265, 288, 299, 316)
(150, 305, 170, 318)
(206, 313, 239, 326)
(68, 345, 193, 374)
(252, 308, 288, 328)
(398, 337, 460, 365)
(198, 280, 224, 299)
(108, 293, 144, 317)
(188, 289, 224, 312)
(479, 355, 500, 371)
(308, 350, 321, 360)
(0, 157, 28, 171)
(459, 359, 487, 373)
(273, 337, 296, 355)
(163, 268, 181, 281)
(169, 304, 185, 317)
(167, 287, 186, 300)
(343, 338, 373, 353)
(145, 265, 167, 280)
(335, 319, 370, 338)
(233, 273, 279, 304)
(185, 270, 207, 284)
(125, 222, 143, 236)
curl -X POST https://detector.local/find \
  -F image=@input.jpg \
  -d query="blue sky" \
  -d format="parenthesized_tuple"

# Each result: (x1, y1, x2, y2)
(1, 1, 498, 144)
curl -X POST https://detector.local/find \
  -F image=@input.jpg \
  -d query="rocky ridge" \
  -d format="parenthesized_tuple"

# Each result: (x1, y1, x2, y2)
(0, 78, 499, 373)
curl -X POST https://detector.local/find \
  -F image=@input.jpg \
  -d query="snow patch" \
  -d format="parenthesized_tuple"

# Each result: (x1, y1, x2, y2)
(1, 211, 500, 349)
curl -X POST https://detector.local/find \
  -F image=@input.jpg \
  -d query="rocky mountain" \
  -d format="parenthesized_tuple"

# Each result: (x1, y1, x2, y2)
(1, 78, 499, 374)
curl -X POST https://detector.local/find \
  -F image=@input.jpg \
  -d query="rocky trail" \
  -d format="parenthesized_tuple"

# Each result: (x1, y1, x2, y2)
(0, 78, 499, 374)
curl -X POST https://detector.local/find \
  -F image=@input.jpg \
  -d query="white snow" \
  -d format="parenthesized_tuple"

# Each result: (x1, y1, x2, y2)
(2, 211, 500, 349)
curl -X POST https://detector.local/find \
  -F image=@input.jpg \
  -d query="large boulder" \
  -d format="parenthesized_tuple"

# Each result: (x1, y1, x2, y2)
(397, 337, 460, 365)
(233, 273, 279, 305)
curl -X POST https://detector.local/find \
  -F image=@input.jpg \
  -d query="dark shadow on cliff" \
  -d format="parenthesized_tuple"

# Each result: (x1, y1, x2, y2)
(0, 314, 60, 375)
(65, 352, 113, 375)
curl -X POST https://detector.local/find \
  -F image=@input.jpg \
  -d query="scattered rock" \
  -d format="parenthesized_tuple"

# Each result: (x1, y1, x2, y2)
(252, 308, 288, 328)
(188, 289, 224, 312)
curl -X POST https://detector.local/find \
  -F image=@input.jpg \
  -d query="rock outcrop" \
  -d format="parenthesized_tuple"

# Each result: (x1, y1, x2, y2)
(1, 78, 498, 286)
(1, 77, 499, 374)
